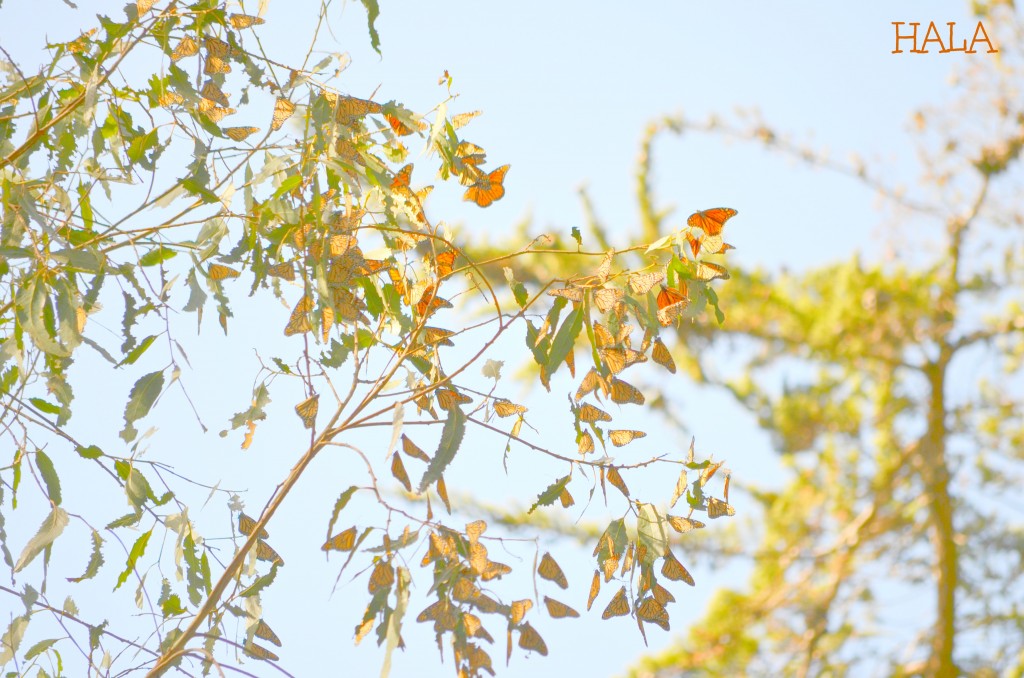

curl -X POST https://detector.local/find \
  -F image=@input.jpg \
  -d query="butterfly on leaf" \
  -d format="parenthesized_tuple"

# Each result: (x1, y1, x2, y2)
(435, 388, 471, 410)
(593, 287, 624, 313)
(693, 261, 730, 282)
(368, 560, 395, 593)
(543, 596, 579, 619)
(384, 111, 426, 136)
(334, 95, 383, 124)
(548, 286, 585, 304)
(656, 285, 689, 327)
(171, 36, 198, 61)
(602, 586, 630, 620)
(294, 394, 319, 429)
(601, 347, 647, 374)
(200, 80, 229, 107)
(271, 97, 296, 131)
(203, 56, 231, 74)
(537, 553, 568, 589)
(687, 207, 737, 237)
(463, 165, 509, 208)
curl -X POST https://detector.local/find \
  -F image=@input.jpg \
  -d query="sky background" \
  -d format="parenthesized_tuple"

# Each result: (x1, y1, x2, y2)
(0, 1, 1009, 677)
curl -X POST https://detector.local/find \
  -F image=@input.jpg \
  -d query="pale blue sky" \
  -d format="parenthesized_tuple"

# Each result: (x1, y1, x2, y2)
(0, 1, 1003, 677)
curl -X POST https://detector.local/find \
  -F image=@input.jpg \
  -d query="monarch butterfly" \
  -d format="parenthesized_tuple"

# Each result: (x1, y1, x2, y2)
(224, 126, 259, 141)
(724, 472, 731, 503)
(575, 368, 608, 401)
(421, 326, 455, 347)
(628, 271, 664, 295)
(244, 642, 279, 662)
(463, 612, 493, 643)
(254, 540, 284, 566)
(543, 596, 579, 619)
(271, 97, 295, 131)
(335, 95, 383, 123)
(451, 110, 482, 129)
(606, 467, 630, 497)
(202, 106, 235, 123)
(667, 515, 705, 533)
(706, 496, 736, 519)
(609, 379, 645, 406)
(559, 486, 575, 508)
(510, 599, 532, 625)
(391, 451, 411, 492)
(493, 399, 527, 418)
(609, 429, 646, 447)
(157, 91, 184, 107)
(434, 249, 457, 278)
(358, 258, 391, 275)
(321, 526, 357, 552)
(391, 163, 413, 191)
(593, 322, 616, 348)
(684, 231, 704, 258)
(548, 287, 584, 303)
(208, 263, 240, 280)
(171, 36, 198, 61)
(694, 261, 730, 281)
(204, 36, 230, 58)
(453, 141, 487, 185)
(578, 429, 594, 455)
(201, 80, 229, 107)
(699, 459, 725, 487)
(415, 284, 452, 317)
(229, 13, 265, 29)
(593, 287, 624, 313)
(636, 597, 670, 631)
(586, 570, 602, 611)
(656, 284, 689, 327)
(463, 165, 509, 208)
(328, 234, 358, 257)
(518, 622, 548, 656)
(435, 388, 470, 411)
(368, 560, 395, 593)
(238, 512, 269, 539)
(384, 112, 425, 136)
(416, 598, 456, 628)
(401, 434, 431, 462)
(284, 295, 313, 336)
(482, 559, 511, 581)
(253, 619, 281, 646)
(294, 394, 319, 429)
(661, 550, 694, 585)
(451, 576, 480, 603)
(652, 583, 676, 606)
(137, 0, 156, 15)
(687, 207, 737, 237)
(601, 347, 647, 374)
(203, 56, 231, 74)
(538, 552, 568, 589)
(651, 338, 676, 374)
(602, 586, 630, 620)
(331, 289, 369, 325)
(436, 475, 452, 513)
(577, 403, 612, 423)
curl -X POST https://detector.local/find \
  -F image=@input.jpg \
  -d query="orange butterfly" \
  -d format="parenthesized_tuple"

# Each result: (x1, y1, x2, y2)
(661, 549, 694, 585)
(253, 619, 281, 646)
(694, 261, 730, 281)
(609, 429, 646, 447)
(415, 284, 452, 317)
(518, 622, 548, 656)
(707, 496, 736, 519)
(601, 586, 630, 619)
(224, 126, 259, 141)
(656, 284, 689, 327)
(493, 399, 527, 417)
(463, 164, 509, 208)
(636, 597, 670, 631)
(321, 526, 358, 552)
(628, 271, 665, 295)
(294, 394, 319, 429)
(587, 570, 601, 611)
(208, 263, 240, 280)
(686, 207, 737, 236)
(254, 540, 284, 566)
(577, 403, 612, 423)
(229, 13, 265, 29)
(238, 512, 269, 539)
(384, 112, 425, 136)
(538, 553, 568, 589)
(577, 430, 594, 454)
(609, 378, 645, 406)
(244, 642, 279, 662)
(271, 97, 295, 131)
(433, 249, 457, 278)
(543, 596, 579, 619)
(651, 338, 676, 374)
(367, 560, 395, 593)
(548, 286, 585, 303)
(170, 36, 198, 61)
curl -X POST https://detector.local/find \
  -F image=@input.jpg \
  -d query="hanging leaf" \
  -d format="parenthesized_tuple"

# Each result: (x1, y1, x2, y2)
(418, 407, 466, 492)
(528, 475, 571, 514)
(15, 507, 69, 573)
(120, 370, 165, 442)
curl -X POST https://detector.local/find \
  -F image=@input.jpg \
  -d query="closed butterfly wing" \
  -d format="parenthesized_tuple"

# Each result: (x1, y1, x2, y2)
(577, 429, 594, 454)
(609, 378, 645, 406)
(628, 271, 664, 295)
(321, 526, 358, 552)
(651, 338, 676, 374)
(694, 261, 730, 281)
(578, 403, 612, 423)
(335, 95, 383, 123)
(436, 388, 471, 411)
(463, 164, 509, 207)
(661, 549, 695, 586)
(294, 394, 319, 429)
(171, 36, 198, 61)
(204, 56, 231, 74)
(587, 570, 601, 611)
(517, 622, 548, 656)
(208, 263, 240, 280)
(636, 597, 670, 631)
(244, 642, 279, 662)
(238, 512, 269, 540)
(543, 596, 579, 619)
(593, 287, 624, 313)
(224, 126, 260, 141)
(254, 540, 284, 566)
(601, 586, 630, 620)
(537, 553, 568, 589)
(548, 286, 585, 303)
(271, 97, 296, 131)
(707, 496, 736, 519)
(609, 429, 646, 447)
(593, 321, 616, 348)
(229, 13, 265, 28)
(204, 36, 230, 58)
(284, 295, 313, 336)
(686, 207, 737, 237)
(493, 399, 527, 418)
(367, 560, 396, 593)
(253, 619, 281, 646)
(656, 285, 689, 327)
(433, 249, 457, 278)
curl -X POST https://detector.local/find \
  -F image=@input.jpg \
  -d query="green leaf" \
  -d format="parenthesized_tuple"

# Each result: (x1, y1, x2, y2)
(325, 486, 358, 542)
(358, 0, 382, 55)
(76, 444, 103, 460)
(138, 246, 177, 267)
(0, 616, 28, 665)
(14, 507, 69, 573)
(160, 594, 187, 618)
(239, 563, 280, 598)
(120, 370, 164, 442)
(67, 530, 104, 583)
(114, 529, 152, 591)
(528, 475, 571, 514)
(636, 502, 669, 563)
(270, 173, 302, 200)
(118, 335, 157, 367)
(571, 226, 582, 247)
(29, 398, 61, 415)
(417, 406, 466, 492)
(546, 306, 583, 376)
(23, 637, 59, 661)
(34, 449, 61, 505)
(105, 510, 143, 530)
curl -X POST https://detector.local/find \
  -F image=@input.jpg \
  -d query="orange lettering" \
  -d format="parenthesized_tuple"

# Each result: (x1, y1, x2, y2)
(920, 21, 944, 53)
(969, 21, 998, 53)
(945, 22, 967, 52)
(892, 22, 920, 54)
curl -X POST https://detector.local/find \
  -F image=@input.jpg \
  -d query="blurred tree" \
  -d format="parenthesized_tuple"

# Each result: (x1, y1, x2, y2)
(0, 2, 738, 676)
(596, 3, 1023, 676)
